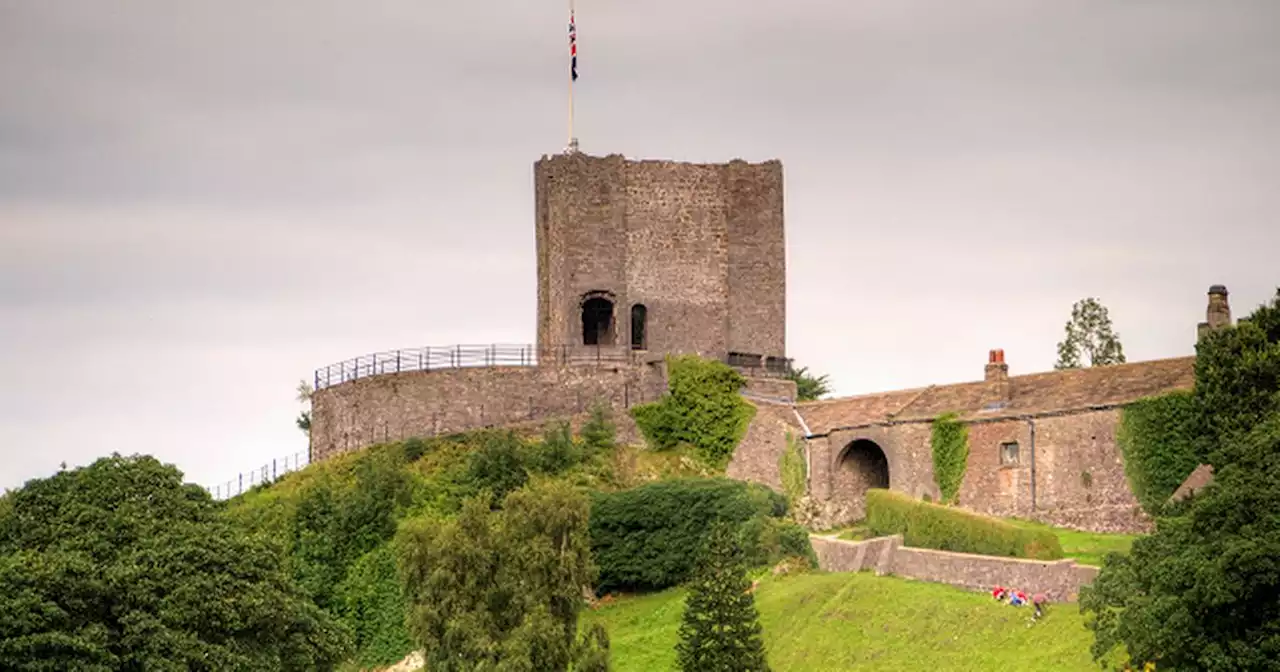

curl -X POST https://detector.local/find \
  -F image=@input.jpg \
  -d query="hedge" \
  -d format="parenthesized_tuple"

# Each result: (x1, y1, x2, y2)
(866, 489, 1063, 560)
(589, 478, 801, 592)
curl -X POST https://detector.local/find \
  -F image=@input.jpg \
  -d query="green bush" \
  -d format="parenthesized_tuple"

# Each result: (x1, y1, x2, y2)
(930, 412, 969, 505)
(525, 420, 582, 476)
(866, 489, 1062, 560)
(334, 544, 414, 669)
(1117, 390, 1200, 515)
(589, 478, 798, 592)
(630, 355, 756, 467)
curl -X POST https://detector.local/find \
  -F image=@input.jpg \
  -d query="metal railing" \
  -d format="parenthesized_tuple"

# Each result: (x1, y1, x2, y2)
(205, 450, 309, 501)
(313, 344, 636, 391)
(725, 352, 794, 377)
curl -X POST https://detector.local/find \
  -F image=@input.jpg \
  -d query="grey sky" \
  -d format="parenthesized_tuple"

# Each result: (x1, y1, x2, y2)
(2, 0, 1278, 492)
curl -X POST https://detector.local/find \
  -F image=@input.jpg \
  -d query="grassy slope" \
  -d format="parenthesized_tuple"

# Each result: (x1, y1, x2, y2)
(1004, 519, 1138, 567)
(585, 572, 1107, 672)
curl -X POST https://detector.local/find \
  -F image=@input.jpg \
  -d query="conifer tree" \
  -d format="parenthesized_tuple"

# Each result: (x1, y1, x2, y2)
(675, 522, 771, 672)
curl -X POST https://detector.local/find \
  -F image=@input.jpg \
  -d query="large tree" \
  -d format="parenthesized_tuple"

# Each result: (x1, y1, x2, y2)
(675, 522, 771, 672)
(1055, 297, 1127, 369)
(0, 455, 352, 671)
(395, 480, 608, 671)
(1080, 289, 1280, 671)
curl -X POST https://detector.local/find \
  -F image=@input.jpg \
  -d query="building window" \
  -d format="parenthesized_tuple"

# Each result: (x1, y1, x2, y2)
(581, 295, 615, 346)
(630, 304, 647, 350)
(1000, 441, 1020, 466)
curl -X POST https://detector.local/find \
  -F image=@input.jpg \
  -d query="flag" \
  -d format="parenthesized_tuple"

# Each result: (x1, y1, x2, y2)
(569, 11, 578, 81)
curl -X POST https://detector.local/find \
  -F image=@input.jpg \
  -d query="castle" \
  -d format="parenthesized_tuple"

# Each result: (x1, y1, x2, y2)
(309, 151, 1230, 534)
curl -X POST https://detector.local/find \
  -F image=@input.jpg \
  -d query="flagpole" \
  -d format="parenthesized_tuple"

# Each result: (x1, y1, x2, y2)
(567, 0, 578, 153)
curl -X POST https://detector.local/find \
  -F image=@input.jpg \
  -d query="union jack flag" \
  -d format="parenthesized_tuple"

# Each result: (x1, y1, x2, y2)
(569, 12, 578, 81)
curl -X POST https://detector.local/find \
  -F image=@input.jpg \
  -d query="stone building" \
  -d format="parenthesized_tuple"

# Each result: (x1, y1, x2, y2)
(727, 285, 1235, 533)
(308, 151, 793, 463)
(534, 152, 787, 369)
(307, 147, 1227, 535)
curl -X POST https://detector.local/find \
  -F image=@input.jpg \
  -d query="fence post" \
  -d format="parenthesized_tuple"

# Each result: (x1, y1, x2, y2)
(273, 459, 277, 481)
(419, 349, 424, 371)
(425, 346, 431, 371)
(397, 350, 401, 373)
(238, 473, 243, 496)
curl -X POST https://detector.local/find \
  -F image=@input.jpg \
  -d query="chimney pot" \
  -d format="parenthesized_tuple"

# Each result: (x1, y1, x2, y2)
(984, 348, 1011, 402)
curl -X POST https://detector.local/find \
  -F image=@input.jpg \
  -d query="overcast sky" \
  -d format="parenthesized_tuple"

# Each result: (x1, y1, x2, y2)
(2, 0, 1278, 493)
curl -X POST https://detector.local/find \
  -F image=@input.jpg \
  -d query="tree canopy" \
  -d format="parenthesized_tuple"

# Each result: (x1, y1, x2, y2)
(1055, 297, 1126, 369)
(786, 366, 832, 402)
(0, 454, 352, 671)
(1081, 289, 1280, 671)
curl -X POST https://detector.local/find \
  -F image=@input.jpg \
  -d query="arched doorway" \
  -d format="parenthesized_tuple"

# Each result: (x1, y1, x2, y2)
(581, 295, 615, 346)
(630, 304, 647, 350)
(834, 439, 890, 520)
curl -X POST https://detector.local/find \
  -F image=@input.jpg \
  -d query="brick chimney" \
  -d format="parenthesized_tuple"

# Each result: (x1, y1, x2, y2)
(1197, 284, 1232, 340)
(984, 349, 1010, 404)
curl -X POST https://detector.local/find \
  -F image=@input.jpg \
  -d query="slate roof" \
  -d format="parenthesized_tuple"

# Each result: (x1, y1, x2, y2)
(796, 356, 1196, 436)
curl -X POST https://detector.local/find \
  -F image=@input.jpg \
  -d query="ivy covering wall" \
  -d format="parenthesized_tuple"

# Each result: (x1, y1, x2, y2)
(1117, 390, 1201, 515)
(930, 412, 969, 505)
(778, 432, 808, 505)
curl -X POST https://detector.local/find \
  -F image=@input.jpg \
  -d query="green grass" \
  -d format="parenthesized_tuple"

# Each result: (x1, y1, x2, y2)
(823, 516, 1139, 568)
(1005, 519, 1139, 567)
(584, 571, 1110, 671)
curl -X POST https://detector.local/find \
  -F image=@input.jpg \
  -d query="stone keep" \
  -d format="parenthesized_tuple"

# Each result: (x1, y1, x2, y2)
(533, 152, 787, 364)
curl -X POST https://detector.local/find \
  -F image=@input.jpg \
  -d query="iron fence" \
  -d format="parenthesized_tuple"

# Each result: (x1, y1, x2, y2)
(313, 344, 636, 391)
(206, 450, 309, 501)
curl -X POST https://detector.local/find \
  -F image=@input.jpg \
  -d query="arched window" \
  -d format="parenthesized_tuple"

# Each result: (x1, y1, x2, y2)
(581, 295, 615, 346)
(630, 304, 648, 350)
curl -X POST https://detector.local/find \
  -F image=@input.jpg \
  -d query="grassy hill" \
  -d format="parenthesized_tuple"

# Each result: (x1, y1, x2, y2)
(585, 570, 1113, 671)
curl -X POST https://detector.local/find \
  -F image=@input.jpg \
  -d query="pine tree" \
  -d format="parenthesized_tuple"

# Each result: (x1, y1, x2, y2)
(1054, 297, 1126, 369)
(675, 522, 771, 672)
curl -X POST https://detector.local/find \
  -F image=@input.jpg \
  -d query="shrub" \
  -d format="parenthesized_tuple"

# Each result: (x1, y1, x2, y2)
(526, 420, 582, 476)
(460, 431, 529, 506)
(930, 412, 969, 504)
(334, 545, 414, 668)
(865, 489, 1062, 560)
(580, 402, 618, 457)
(589, 478, 795, 592)
(630, 355, 756, 467)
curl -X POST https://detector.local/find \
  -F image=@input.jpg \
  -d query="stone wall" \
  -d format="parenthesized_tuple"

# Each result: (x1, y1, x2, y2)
(533, 153, 785, 361)
(810, 535, 1100, 603)
(310, 362, 667, 462)
(806, 407, 1150, 533)
(726, 400, 803, 492)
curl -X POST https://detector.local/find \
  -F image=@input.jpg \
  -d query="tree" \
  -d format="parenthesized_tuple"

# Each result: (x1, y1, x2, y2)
(786, 366, 832, 402)
(675, 522, 771, 672)
(1055, 297, 1126, 369)
(0, 454, 352, 671)
(1080, 289, 1280, 670)
(296, 379, 313, 436)
(395, 480, 608, 672)
(580, 402, 618, 457)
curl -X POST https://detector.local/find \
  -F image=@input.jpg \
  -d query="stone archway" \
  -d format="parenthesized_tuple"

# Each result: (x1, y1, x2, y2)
(833, 438, 890, 520)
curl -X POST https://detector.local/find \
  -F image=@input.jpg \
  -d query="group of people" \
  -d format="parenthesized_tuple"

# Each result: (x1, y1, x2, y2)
(991, 585, 1047, 619)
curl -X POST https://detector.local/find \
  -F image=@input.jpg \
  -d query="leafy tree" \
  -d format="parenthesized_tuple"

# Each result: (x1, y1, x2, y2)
(1080, 415, 1280, 670)
(786, 366, 831, 402)
(1080, 289, 1280, 670)
(675, 522, 771, 672)
(0, 454, 352, 671)
(461, 431, 530, 507)
(396, 480, 608, 672)
(1055, 297, 1126, 369)
(296, 379, 313, 436)
(526, 420, 582, 476)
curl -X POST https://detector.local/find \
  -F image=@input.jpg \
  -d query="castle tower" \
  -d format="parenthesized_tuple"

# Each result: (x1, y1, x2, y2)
(1197, 284, 1233, 340)
(533, 152, 787, 367)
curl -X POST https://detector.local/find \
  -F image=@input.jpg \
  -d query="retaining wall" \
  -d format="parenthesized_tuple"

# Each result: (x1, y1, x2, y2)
(310, 362, 667, 461)
(810, 534, 1099, 602)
